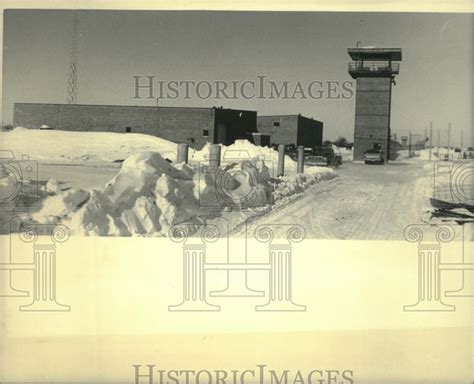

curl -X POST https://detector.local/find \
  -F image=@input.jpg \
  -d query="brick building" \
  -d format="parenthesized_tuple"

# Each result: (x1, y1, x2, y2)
(257, 114, 323, 147)
(13, 103, 257, 149)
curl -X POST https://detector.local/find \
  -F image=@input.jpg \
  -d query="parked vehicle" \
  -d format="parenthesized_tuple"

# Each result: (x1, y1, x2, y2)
(463, 147, 474, 159)
(285, 146, 342, 167)
(306, 146, 342, 167)
(331, 147, 343, 166)
(364, 148, 384, 164)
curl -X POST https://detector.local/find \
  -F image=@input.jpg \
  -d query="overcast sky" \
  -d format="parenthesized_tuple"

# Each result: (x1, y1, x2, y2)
(2, 10, 472, 145)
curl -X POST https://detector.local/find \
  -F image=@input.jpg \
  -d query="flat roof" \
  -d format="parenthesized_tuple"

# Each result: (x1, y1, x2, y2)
(348, 48, 402, 61)
(258, 114, 323, 124)
(13, 102, 256, 113)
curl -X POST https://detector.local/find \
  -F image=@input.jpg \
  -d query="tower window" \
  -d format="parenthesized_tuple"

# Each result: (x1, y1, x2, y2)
(203, 129, 209, 137)
(273, 122, 280, 127)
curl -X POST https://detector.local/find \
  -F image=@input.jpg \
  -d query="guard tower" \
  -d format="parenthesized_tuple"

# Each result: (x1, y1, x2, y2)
(348, 47, 402, 162)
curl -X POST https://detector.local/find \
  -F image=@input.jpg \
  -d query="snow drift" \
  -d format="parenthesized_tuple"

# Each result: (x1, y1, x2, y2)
(193, 140, 297, 172)
(3, 127, 337, 236)
(32, 151, 202, 236)
(0, 127, 180, 164)
(31, 146, 336, 236)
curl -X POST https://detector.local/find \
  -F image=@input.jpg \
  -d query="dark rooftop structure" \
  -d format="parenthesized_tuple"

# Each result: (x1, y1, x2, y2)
(347, 47, 402, 61)
(348, 47, 402, 79)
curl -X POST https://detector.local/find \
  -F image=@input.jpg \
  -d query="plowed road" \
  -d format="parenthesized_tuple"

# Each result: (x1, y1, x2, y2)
(233, 161, 432, 240)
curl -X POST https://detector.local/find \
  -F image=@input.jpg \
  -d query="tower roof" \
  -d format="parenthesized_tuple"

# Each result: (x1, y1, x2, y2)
(348, 47, 402, 61)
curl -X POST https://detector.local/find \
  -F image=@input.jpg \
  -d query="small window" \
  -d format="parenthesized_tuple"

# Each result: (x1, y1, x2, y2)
(273, 121, 280, 127)
(203, 129, 209, 137)
(125, 127, 131, 133)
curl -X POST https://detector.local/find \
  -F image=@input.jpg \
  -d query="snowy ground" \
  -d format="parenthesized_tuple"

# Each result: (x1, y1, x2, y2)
(232, 160, 432, 239)
(0, 128, 336, 236)
(1, 127, 179, 164)
(234, 153, 474, 240)
(333, 146, 353, 163)
(2, 128, 471, 239)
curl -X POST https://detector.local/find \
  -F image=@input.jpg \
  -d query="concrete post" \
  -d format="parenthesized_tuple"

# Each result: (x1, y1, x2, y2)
(429, 122, 433, 161)
(447, 123, 451, 160)
(209, 144, 221, 167)
(177, 143, 189, 164)
(408, 132, 412, 157)
(277, 144, 285, 177)
(297, 146, 304, 174)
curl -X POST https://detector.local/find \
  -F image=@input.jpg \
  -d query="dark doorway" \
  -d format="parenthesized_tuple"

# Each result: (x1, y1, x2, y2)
(125, 127, 131, 133)
(216, 123, 227, 144)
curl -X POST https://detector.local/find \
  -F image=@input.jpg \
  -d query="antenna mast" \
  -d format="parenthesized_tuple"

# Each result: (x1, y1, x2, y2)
(66, 12, 79, 104)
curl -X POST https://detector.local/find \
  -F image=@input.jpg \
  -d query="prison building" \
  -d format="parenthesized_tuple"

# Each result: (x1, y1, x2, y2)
(256, 114, 323, 148)
(348, 47, 402, 162)
(13, 103, 257, 149)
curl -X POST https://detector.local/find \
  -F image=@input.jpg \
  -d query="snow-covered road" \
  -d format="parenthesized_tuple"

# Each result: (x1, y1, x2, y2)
(233, 161, 433, 240)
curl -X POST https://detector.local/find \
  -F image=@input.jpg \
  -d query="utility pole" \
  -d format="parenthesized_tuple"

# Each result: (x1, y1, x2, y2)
(447, 123, 451, 160)
(408, 131, 412, 157)
(429, 121, 433, 161)
(437, 129, 440, 156)
(461, 130, 463, 149)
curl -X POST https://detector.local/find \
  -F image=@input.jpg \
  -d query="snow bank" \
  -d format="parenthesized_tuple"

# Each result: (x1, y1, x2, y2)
(31, 144, 337, 236)
(273, 167, 336, 205)
(42, 178, 61, 194)
(414, 148, 445, 161)
(32, 151, 201, 236)
(10, 127, 337, 236)
(417, 149, 434, 161)
(0, 127, 180, 164)
(399, 148, 464, 162)
(32, 189, 90, 223)
(1, 128, 348, 173)
(193, 140, 298, 173)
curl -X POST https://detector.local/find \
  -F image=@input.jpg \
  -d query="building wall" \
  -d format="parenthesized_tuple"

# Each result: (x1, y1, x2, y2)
(14, 103, 257, 149)
(246, 133, 271, 147)
(353, 77, 392, 161)
(257, 115, 299, 146)
(214, 108, 257, 145)
(257, 115, 323, 147)
(297, 115, 323, 147)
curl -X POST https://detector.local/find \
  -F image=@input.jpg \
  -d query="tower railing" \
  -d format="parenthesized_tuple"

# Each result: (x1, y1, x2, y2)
(348, 61, 399, 75)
